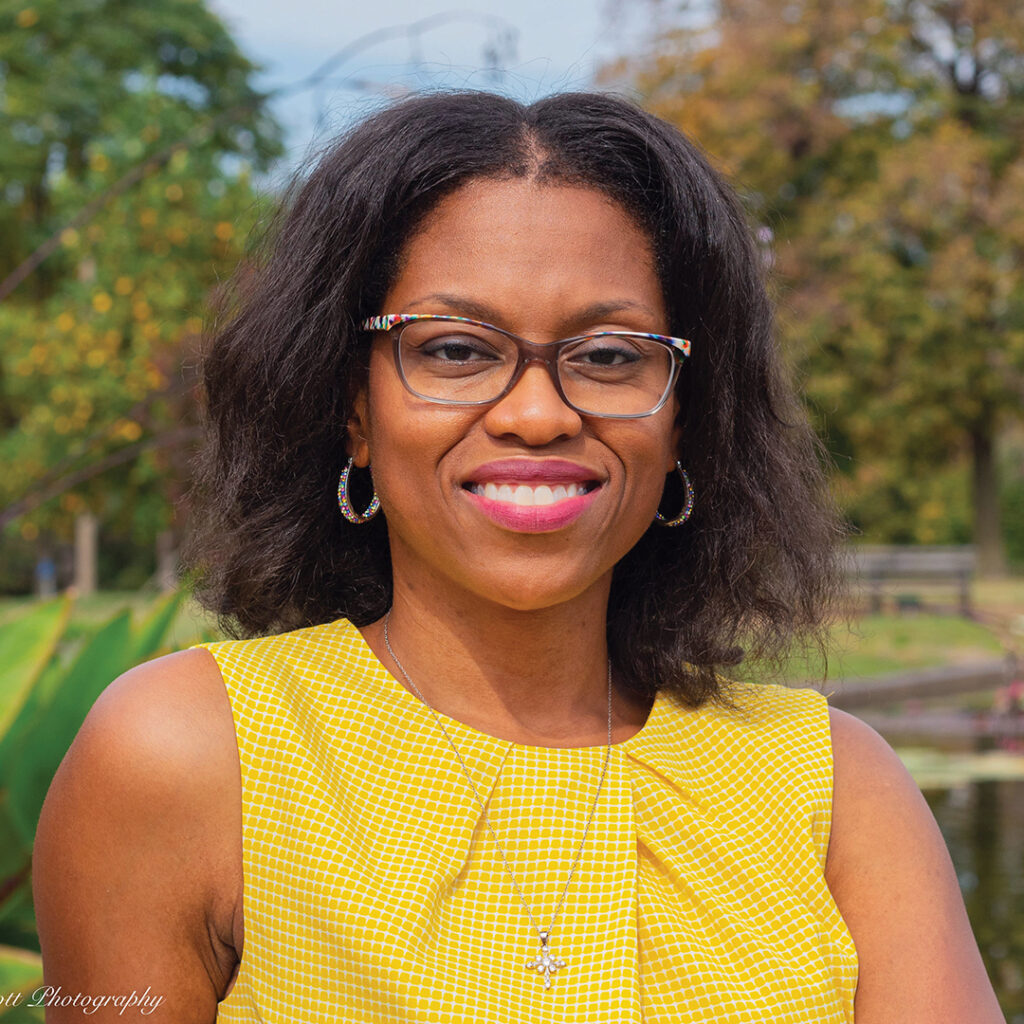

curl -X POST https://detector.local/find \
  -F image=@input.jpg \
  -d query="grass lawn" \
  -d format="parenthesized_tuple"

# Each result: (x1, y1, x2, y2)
(2, 578, 1021, 684)
(973, 576, 1024, 612)
(720, 612, 1011, 686)
(741, 574, 1024, 685)
(811, 613, 1006, 680)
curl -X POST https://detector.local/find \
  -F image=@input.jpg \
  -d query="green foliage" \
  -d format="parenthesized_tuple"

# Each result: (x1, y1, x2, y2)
(0, 0, 283, 578)
(0, 0, 280, 276)
(610, 0, 1024, 568)
(0, 591, 193, 963)
(0, 941, 44, 1021)
(129, 588, 186, 665)
(1000, 436, 1024, 567)
(836, 459, 974, 545)
(9, 609, 133, 847)
(0, 597, 69, 737)
(1002, 479, 1024, 567)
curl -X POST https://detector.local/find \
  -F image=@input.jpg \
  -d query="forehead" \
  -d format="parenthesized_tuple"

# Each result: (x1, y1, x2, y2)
(383, 178, 666, 329)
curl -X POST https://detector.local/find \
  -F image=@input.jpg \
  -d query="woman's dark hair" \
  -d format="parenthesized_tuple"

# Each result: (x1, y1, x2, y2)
(181, 88, 848, 706)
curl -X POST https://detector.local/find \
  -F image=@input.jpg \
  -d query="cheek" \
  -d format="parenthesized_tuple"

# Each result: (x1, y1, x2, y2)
(364, 354, 430, 459)
(619, 414, 679, 483)
(363, 381, 471, 502)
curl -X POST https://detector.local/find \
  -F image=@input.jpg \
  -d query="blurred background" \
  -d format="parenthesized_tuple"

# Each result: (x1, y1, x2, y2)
(0, 0, 1022, 1017)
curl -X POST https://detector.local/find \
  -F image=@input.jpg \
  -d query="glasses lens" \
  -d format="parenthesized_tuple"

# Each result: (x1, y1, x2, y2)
(397, 320, 517, 403)
(395, 320, 679, 415)
(558, 335, 676, 416)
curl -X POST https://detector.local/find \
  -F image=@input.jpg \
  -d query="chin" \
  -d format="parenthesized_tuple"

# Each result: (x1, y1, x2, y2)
(460, 563, 610, 614)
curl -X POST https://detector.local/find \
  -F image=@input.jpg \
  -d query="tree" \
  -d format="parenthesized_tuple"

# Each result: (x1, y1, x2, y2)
(0, 0, 283, 587)
(607, 0, 1024, 574)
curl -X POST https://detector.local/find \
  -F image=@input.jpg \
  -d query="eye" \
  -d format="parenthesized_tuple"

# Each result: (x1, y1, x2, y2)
(421, 335, 502, 363)
(578, 347, 635, 366)
(566, 337, 644, 366)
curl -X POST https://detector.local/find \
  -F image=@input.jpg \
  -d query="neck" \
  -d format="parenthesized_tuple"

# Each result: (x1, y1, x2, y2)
(357, 563, 650, 747)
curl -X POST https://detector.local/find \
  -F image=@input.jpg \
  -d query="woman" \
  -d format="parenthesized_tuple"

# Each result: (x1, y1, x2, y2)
(32, 91, 1004, 1023)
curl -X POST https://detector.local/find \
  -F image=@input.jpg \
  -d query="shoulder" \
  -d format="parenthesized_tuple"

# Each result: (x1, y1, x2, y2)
(823, 707, 1005, 1022)
(825, 705, 935, 885)
(36, 644, 240, 879)
(827, 704, 915, 805)
(71, 647, 238, 802)
(33, 648, 242, 978)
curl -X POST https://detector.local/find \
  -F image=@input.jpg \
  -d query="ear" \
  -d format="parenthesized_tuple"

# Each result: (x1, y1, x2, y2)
(346, 385, 371, 468)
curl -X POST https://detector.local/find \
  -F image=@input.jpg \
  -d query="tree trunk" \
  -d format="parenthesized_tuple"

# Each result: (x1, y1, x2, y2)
(969, 424, 1007, 578)
(73, 512, 99, 595)
(156, 529, 178, 592)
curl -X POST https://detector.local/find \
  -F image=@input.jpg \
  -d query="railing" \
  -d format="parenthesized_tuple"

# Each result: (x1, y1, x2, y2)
(844, 544, 976, 616)
(822, 658, 1015, 710)
(811, 656, 1023, 744)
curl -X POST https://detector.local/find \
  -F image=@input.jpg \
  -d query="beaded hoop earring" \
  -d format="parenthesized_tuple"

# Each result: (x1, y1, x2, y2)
(654, 462, 695, 527)
(337, 457, 381, 524)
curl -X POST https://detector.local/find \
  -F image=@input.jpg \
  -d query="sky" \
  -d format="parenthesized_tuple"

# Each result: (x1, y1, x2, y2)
(208, 0, 655, 177)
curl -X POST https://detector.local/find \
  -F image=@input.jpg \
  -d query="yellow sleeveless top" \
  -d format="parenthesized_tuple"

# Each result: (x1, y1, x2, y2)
(194, 617, 857, 1023)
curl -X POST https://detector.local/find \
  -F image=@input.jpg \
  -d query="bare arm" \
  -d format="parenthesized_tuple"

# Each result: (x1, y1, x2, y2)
(31, 649, 242, 1023)
(826, 707, 1005, 1023)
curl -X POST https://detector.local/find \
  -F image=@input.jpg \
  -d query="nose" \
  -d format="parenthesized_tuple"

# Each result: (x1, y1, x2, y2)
(482, 360, 583, 446)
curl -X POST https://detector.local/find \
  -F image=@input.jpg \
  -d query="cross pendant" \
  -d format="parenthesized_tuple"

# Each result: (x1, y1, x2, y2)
(525, 930, 566, 990)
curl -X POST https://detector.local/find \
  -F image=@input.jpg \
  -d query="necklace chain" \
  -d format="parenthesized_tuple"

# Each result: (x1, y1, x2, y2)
(382, 610, 613, 976)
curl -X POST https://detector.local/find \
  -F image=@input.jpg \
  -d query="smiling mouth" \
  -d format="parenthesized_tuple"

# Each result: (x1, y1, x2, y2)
(462, 481, 600, 506)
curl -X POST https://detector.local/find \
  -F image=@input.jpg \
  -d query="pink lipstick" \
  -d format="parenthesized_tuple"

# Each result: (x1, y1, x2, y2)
(460, 459, 603, 533)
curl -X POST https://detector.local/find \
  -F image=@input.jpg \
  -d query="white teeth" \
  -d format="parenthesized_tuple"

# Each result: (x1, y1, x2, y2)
(468, 481, 595, 505)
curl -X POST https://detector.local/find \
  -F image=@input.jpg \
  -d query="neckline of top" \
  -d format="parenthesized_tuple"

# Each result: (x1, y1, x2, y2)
(336, 617, 665, 753)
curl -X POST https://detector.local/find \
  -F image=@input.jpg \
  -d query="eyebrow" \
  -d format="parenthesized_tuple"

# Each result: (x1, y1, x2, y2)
(398, 292, 660, 328)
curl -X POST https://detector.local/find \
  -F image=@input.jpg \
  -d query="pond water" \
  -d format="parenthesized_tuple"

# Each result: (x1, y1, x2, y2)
(926, 779, 1024, 1020)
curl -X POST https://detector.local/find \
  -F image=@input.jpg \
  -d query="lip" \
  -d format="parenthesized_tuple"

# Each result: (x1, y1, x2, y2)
(461, 484, 602, 533)
(462, 458, 601, 486)
(459, 458, 605, 533)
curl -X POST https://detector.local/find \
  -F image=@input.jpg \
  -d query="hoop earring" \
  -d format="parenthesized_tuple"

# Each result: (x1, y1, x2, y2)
(337, 457, 381, 524)
(654, 462, 694, 527)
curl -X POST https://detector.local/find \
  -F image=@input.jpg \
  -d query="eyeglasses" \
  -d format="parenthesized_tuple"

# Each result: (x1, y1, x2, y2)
(360, 314, 691, 419)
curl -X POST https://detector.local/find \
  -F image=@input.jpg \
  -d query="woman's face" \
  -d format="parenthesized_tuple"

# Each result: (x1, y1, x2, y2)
(348, 177, 682, 612)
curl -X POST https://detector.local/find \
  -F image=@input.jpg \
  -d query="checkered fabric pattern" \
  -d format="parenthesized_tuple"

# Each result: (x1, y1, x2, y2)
(194, 618, 857, 1023)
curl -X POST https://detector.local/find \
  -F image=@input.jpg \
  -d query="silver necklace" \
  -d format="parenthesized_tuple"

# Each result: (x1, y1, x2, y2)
(382, 610, 613, 991)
